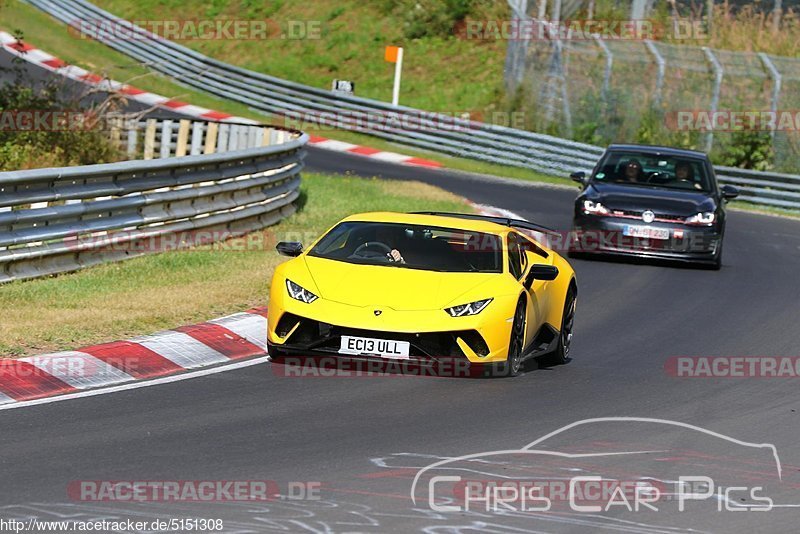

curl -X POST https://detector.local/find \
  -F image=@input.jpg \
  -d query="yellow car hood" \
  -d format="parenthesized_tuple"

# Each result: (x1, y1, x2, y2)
(302, 256, 497, 311)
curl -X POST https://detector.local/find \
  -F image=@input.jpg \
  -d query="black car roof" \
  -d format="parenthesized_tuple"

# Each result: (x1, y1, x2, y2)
(607, 144, 709, 160)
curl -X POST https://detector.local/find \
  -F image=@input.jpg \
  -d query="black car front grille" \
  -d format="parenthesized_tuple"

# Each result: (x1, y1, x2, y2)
(613, 209, 683, 223)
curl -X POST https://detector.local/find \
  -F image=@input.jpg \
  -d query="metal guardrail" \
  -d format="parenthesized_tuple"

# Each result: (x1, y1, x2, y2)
(107, 116, 296, 159)
(20, 0, 800, 211)
(0, 122, 307, 283)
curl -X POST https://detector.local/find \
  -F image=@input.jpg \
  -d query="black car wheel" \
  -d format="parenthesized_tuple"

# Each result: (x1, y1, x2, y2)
(710, 242, 723, 270)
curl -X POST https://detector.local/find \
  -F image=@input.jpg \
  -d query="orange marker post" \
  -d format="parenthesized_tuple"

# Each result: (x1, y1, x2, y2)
(385, 46, 404, 107)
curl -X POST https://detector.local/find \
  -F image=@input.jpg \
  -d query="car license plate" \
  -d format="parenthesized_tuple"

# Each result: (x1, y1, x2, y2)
(339, 336, 410, 359)
(623, 225, 670, 240)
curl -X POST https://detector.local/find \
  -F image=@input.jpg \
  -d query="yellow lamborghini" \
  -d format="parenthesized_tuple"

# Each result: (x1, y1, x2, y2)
(267, 212, 577, 377)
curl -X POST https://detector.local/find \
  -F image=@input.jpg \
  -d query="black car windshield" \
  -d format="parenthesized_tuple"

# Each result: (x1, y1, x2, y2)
(593, 151, 713, 193)
(307, 221, 502, 273)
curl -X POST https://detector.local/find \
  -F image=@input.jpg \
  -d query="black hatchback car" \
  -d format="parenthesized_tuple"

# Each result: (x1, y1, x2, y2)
(569, 144, 739, 269)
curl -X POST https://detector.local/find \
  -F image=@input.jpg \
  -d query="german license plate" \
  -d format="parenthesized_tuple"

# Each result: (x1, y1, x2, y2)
(339, 336, 410, 359)
(623, 225, 670, 240)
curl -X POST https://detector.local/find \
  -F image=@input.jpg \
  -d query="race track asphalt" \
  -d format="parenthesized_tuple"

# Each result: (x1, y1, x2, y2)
(2, 49, 800, 533)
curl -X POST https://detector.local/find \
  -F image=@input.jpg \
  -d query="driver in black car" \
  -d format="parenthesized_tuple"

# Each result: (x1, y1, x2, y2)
(621, 159, 644, 183)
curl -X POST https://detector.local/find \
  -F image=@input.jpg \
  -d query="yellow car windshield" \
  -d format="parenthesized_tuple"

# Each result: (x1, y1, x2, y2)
(308, 221, 503, 273)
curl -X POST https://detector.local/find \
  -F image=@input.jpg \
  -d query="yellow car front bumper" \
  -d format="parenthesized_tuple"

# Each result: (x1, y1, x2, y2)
(267, 290, 520, 364)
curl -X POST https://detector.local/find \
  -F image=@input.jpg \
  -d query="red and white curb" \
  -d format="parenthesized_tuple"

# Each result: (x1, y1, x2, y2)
(0, 30, 442, 169)
(0, 31, 248, 124)
(0, 308, 269, 405)
(307, 135, 441, 167)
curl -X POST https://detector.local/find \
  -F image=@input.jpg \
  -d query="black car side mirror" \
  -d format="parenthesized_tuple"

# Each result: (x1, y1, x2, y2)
(570, 171, 586, 185)
(524, 264, 559, 289)
(720, 184, 739, 201)
(276, 241, 303, 257)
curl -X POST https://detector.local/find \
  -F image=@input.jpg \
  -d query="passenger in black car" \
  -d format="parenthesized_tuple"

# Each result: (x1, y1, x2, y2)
(675, 160, 693, 181)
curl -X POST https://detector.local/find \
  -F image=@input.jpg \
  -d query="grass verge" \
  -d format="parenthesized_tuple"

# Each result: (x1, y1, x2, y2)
(0, 173, 473, 358)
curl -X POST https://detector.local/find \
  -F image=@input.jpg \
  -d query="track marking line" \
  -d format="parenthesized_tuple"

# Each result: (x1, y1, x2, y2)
(0, 356, 270, 412)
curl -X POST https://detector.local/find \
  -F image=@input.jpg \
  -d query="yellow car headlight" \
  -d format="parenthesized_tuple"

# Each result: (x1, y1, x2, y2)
(286, 279, 318, 304)
(445, 298, 492, 317)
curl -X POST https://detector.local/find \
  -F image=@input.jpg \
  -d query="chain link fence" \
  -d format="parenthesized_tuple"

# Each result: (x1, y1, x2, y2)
(505, 0, 800, 173)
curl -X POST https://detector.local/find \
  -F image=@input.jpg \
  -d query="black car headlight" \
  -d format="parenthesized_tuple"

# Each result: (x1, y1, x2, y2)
(685, 212, 715, 226)
(582, 199, 611, 216)
(286, 279, 319, 304)
(445, 298, 492, 317)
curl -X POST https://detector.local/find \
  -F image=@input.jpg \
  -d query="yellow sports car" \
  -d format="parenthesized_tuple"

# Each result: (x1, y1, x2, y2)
(267, 212, 577, 377)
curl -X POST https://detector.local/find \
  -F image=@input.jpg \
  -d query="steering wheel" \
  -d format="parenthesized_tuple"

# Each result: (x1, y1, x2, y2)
(646, 171, 669, 184)
(353, 241, 392, 259)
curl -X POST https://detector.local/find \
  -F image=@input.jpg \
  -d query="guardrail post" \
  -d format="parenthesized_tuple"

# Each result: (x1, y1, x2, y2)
(238, 126, 249, 150)
(645, 40, 665, 107)
(126, 123, 138, 158)
(217, 123, 230, 153)
(504, 0, 530, 90)
(205, 123, 219, 154)
(247, 126, 261, 148)
(109, 116, 121, 149)
(190, 121, 204, 155)
(175, 119, 191, 157)
(759, 53, 781, 143)
(160, 119, 174, 158)
(702, 47, 723, 153)
(227, 125, 239, 151)
(593, 34, 613, 105)
(143, 119, 157, 160)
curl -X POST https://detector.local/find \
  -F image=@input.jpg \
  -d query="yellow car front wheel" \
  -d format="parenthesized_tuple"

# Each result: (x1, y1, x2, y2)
(496, 299, 526, 378)
(542, 289, 576, 367)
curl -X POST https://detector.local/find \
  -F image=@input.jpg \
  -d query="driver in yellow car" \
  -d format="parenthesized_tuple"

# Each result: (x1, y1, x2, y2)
(375, 226, 406, 264)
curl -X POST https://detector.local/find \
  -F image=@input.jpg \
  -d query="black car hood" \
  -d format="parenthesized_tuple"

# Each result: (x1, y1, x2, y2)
(585, 182, 716, 216)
